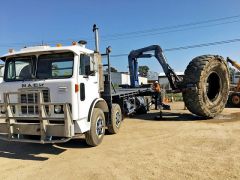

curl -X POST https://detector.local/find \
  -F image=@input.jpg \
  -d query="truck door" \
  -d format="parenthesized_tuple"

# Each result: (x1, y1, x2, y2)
(78, 54, 99, 122)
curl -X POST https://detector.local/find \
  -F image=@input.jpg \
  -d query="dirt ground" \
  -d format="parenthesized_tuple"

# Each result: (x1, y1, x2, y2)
(0, 102, 240, 180)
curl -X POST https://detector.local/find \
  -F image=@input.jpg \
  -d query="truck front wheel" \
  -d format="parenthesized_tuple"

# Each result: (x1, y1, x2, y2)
(85, 108, 105, 146)
(107, 104, 122, 134)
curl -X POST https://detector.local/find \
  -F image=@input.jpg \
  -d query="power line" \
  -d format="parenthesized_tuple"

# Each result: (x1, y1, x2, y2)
(1, 38, 240, 56)
(110, 38, 240, 58)
(165, 38, 240, 51)
(101, 14, 240, 39)
(21, 18, 240, 44)
(1, 14, 240, 47)
(101, 19, 240, 42)
(45, 15, 240, 42)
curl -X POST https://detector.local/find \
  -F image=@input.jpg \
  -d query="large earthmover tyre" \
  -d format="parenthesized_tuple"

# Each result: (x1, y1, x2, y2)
(182, 55, 230, 118)
(107, 104, 122, 134)
(85, 108, 105, 146)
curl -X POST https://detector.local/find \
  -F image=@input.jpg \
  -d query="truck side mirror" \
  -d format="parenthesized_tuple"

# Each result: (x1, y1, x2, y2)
(88, 53, 100, 74)
(85, 54, 98, 77)
(89, 55, 97, 74)
(81, 54, 97, 77)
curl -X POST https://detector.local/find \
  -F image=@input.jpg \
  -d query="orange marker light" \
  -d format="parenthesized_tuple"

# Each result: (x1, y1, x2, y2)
(72, 41, 77, 45)
(8, 49, 14, 53)
(56, 43, 62, 47)
(75, 84, 79, 93)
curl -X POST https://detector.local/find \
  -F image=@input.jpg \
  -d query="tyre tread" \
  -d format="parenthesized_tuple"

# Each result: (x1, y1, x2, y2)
(183, 55, 229, 118)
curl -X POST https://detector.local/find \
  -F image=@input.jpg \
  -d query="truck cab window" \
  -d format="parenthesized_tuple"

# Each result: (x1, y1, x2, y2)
(4, 56, 36, 81)
(80, 54, 91, 75)
(37, 52, 74, 79)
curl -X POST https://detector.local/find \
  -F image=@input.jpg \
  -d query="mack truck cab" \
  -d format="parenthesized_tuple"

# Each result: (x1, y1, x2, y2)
(0, 36, 113, 146)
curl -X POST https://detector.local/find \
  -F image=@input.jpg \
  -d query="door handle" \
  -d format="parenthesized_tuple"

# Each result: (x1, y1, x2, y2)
(80, 83, 85, 101)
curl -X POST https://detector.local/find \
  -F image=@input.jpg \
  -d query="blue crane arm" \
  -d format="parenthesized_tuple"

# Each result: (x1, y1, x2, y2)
(128, 45, 182, 89)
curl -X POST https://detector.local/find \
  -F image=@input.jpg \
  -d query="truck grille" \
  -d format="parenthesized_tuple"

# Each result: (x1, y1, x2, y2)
(20, 89, 50, 115)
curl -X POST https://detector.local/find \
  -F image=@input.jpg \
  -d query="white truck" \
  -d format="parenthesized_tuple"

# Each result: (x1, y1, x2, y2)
(0, 25, 230, 146)
(0, 25, 151, 146)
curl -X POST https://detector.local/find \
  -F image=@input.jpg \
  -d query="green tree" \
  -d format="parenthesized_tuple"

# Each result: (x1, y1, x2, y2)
(138, 65, 149, 77)
(106, 67, 118, 72)
(52, 64, 59, 76)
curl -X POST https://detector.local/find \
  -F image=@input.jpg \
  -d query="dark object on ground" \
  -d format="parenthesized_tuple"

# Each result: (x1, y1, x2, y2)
(162, 104, 171, 110)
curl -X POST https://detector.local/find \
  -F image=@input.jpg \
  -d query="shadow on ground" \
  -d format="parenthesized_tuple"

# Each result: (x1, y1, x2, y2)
(0, 140, 66, 161)
(133, 111, 208, 121)
(0, 138, 90, 161)
(55, 138, 90, 149)
(225, 103, 238, 108)
(132, 110, 240, 123)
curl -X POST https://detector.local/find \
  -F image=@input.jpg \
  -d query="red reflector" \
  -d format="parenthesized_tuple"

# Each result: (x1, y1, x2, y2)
(75, 84, 79, 92)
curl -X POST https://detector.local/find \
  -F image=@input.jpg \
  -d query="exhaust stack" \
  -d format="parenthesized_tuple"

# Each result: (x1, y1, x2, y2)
(93, 24, 100, 53)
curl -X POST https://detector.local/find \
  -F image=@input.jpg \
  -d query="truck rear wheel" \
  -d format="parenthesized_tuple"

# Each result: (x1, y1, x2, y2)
(107, 104, 122, 134)
(229, 93, 240, 107)
(85, 108, 105, 146)
(183, 55, 230, 118)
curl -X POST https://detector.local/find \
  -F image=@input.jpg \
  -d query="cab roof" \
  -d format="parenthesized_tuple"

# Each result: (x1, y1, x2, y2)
(0, 45, 94, 61)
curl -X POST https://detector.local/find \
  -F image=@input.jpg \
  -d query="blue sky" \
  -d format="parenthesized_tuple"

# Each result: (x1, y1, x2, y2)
(1, 0, 240, 73)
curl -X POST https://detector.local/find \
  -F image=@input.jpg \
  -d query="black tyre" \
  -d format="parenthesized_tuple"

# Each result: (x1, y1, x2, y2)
(183, 55, 230, 118)
(135, 96, 148, 114)
(107, 104, 122, 134)
(85, 108, 105, 146)
(229, 92, 240, 107)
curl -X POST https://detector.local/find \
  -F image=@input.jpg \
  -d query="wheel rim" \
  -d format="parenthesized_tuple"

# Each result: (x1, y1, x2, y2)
(96, 117, 104, 137)
(115, 111, 121, 128)
(232, 95, 240, 105)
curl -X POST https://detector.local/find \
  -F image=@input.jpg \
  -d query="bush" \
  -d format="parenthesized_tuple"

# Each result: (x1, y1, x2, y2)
(165, 93, 183, 102)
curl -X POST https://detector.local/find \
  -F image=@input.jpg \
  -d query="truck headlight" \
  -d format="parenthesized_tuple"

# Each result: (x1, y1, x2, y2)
(54, 105, 63, 114)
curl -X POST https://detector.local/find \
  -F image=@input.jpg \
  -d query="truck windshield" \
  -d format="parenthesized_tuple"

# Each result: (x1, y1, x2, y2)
(4, 56, 36, 81)
(4, 52, 74, 81)
(37, 52, 74, 79)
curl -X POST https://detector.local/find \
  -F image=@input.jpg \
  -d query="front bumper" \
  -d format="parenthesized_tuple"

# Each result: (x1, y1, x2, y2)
(0, 90, 74, 144)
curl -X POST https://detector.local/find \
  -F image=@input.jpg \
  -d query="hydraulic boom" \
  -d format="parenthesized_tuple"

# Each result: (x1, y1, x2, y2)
(128, 45, 182, 90)
(227, 57, 240, 71)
